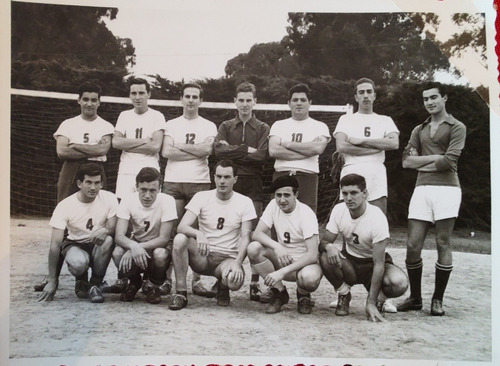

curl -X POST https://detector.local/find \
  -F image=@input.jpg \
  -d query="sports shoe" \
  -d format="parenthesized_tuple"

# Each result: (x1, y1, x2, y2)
(146, 286, 162, 305)
(265, 287, 289, 314)
(169, 293, 188, 310)
(377, 299, 397, 313)
(159, 279, 173, 295)
(101, 278, 128, 294)
(216, 282, 231, 307)
(249, 283, 261, 301)
(431, 299, 445, 316)
(192, 280, 217, 298)
(141, 279, 155, 295)
(297, 293, 314, 314)
(396, 297, 423, 312)
(88, 285, 104, 303)
(259, 287, 273, 303)
(75, 280, 90, 299)
(120, 283, 139, 302)
(34, 277, 49, 292)
(335, 292, 352, 316)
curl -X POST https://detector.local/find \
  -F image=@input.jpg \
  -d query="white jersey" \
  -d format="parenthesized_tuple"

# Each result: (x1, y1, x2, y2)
(117, 192, 177, 243)
(114, 108, 166, 174)
(270, 117, 330, 173)
(326, 202, 389, 259)
(164, 115, 217, 183)
(53, 115, 114, 162)
(260, 199, 319, 261)
(49, 190, 118, 243)
(185, 190, 256, 258)
(333, 112, 399, 165)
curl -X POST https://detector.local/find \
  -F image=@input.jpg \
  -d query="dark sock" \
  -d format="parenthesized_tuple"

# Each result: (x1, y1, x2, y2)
(406, 259, 423, 299)
(75, 269, 88, 282)
(89, 274, 104, 287)
(251, 274, 259, 283)
(433, 262, 453, 301)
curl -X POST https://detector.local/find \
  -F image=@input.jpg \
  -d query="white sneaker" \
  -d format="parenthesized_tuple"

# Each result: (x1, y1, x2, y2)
(378, 299, 397, 313)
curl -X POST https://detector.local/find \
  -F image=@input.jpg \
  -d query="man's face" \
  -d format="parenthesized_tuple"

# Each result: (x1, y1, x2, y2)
(274, 186, 297, 214)
(77, 174, 102, 201)
(234, 91, 256, 118)
(288, 92, 311, 120)
(214, 165, 237, 195)
(423, 88, 447, 115)
(341, 184, 367, 211)
(354, 82, 376, 112)
(78, 92, 100, 119)
(181, 87, 202, 113)
(137, 180, 160, 208)
(129, 84, 150, 111)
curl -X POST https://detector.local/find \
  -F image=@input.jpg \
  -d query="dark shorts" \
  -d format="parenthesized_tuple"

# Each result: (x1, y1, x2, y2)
(162, 182, 211, 201)
(197, 251, 234, 276)
(233, 175, 264, 201)
(273, 171, 318, 213)
(342, 249, 393, 290)
(61, 239, 95, 265)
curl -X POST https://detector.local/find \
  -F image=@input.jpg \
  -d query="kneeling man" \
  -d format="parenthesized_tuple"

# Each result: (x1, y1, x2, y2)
(38, 163, 118, 303)
(169, 160, 256, 310)
(248, 175, 322, 314)
(113, 167, 177, 304)
(320, 173, 408, 322)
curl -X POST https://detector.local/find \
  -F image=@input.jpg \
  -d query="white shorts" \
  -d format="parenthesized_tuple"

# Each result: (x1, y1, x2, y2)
(340, 162, 387, 201)
(408, 185, 462, 223)
(115, 173, 137, 200)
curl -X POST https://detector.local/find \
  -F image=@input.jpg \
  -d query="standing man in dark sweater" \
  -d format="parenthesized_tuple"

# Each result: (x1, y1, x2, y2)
(398, 82, 466, 316)
(214, 81, 270, 302)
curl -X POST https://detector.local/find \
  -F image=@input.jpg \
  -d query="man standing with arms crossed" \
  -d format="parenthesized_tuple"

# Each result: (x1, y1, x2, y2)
(168, 160, 256, 310)
(397, 82, 466, 316)
(214, 81, 270, 302)
(268, 84, 330, 214)
(333, 77, 399, 215)
(161, 83, 218, 297)
(103, 77, 166, 294)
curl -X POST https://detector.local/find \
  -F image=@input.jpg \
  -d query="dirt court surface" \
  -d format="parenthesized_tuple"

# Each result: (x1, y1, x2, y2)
(9, 218, 491, 362)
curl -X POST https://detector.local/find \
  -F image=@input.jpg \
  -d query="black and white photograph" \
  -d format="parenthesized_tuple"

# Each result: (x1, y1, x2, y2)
(2, 0, 498, 365)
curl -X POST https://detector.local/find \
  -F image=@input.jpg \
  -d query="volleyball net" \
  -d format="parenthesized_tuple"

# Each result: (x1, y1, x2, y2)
(10, 88, 352, 224)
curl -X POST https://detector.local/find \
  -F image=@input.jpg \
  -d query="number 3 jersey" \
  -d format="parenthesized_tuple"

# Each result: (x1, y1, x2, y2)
(117, 192, 177, 243)
(260, 199, 319, 261)
(185, 190, 257, 258)
(164, 116, 217, 183)
(326, 202, 389, 259)
(333, 112, 399, 165)
(49, 190, 118, 243)
(114, 108, 166, 174)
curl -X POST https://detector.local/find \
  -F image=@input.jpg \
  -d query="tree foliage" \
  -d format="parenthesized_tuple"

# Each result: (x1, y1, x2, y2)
(11, 2, 135, 94)
(281, 13, 451, 83)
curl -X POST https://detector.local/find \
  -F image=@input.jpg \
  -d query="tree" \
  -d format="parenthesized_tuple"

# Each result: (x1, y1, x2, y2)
(282, 13, 451, 83)
(11, 2, 135, 94)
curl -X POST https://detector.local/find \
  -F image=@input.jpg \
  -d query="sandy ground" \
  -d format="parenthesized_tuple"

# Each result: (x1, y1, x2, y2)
(9, 218, 491, 362)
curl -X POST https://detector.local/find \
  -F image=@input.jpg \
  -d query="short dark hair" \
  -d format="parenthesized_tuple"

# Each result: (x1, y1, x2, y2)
(355, 77, 376, 91)
(340, 173, 366, 191)
(136, 167, 162, 185)
(288, 84, 311, 101)
(182, 82, 203, 99)
(129, 77, 150, 93)
(76, 163, 105, 183)
(214, 159, 238, 176)
(270, 175, 299, 194)
(236, 82, 257, 98)
(421, 81, 446, 97)
(78, 82, 102, 98)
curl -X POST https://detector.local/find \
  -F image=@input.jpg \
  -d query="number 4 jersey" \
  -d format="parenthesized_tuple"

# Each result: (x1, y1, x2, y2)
(49, 190, 118, 243)
(333, 112, 399, 165)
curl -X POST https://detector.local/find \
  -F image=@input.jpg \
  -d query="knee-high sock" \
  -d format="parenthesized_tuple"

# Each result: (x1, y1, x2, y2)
(433, 262, 453, 301)
(406, 259, 423, 299)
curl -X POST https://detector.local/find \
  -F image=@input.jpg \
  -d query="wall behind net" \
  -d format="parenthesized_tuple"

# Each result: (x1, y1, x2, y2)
(11, 93, 346, 225)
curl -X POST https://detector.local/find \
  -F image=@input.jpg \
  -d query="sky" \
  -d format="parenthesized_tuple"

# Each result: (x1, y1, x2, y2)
(101, 0, 490, 88)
